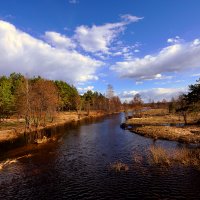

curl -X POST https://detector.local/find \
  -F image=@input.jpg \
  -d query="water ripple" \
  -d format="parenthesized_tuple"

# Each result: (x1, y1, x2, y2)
(0, 114, 200, 199)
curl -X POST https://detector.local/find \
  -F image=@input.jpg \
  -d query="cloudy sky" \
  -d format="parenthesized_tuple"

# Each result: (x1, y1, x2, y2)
(0, 0, 200, 102)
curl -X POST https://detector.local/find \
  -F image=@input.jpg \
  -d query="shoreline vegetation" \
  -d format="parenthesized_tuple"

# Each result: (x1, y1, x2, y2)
(0, 110, 111, 143)
(148, 145, 200, 170)
(125, 108, 200, 144)
(110, 146, 200, 172)
(122, 78, 200, 144)
(0, 73, 199, 146)
(0, 73, 122, 144)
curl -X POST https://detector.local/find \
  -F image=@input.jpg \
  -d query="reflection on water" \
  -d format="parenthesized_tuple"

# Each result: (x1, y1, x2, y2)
(0, 113, 199, 199)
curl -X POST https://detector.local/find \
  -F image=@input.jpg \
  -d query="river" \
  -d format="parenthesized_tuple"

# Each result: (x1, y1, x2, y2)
(0, 113, 199, 199)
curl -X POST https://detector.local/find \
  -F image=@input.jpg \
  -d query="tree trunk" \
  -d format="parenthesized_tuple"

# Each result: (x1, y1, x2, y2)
(183, 112, 187, 124)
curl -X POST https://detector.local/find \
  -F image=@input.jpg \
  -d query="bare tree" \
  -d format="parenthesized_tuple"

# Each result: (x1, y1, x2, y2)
(30, 79, 58, 127)
(15, 78, 59, 130)
(106, 84, 114, 112)
(130, 93, 144, 117)
(106, 84, 114, 99)
(175, 94, 189, 124)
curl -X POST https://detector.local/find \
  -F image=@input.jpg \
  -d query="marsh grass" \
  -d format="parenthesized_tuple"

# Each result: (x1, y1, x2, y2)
(148, 146, 200, 169)
(131, 125, 200, 144)
(110, 161, 129, 172)
(127, 108, 199, 127)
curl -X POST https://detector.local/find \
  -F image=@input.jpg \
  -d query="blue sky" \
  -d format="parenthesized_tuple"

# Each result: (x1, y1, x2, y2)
(0, 0, 200, 102)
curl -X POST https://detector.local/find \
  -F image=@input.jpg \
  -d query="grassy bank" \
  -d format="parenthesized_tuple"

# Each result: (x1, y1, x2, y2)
(148, 146, 200, 170)
(126, 109, 200, 144)
(0, 111, 107, 143)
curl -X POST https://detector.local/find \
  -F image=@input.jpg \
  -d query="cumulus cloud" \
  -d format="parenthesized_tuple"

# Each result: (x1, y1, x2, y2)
(44, 31, 76, 49)
(111, 42, 141, 60)
(193, 39, 200, 46)
(75, 14, 143, 54)
(75, 23, 125, 53)
(111, 38, 200, 80)
(0, 20, 103, 83)
(120, 87, 187, 102)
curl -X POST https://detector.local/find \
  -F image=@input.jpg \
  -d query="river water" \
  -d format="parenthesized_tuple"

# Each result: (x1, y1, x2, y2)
(0, 113, 199, 199)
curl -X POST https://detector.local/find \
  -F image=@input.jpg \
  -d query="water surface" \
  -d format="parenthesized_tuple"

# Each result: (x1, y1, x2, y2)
(0, 113, 199, 199)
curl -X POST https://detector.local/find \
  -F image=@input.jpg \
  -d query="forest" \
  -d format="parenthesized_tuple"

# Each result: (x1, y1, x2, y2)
(0, 73, 121, 130)
(0, 73, 199, 132)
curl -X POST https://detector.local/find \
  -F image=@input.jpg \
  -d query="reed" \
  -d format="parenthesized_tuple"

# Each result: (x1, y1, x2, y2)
(110, 161, 129, 172)
(148, 146, 200, 169)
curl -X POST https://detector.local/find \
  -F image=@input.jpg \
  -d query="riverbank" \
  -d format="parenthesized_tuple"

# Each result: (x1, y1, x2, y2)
(126, 109, 200, 144)
(0, 111, 107, 143)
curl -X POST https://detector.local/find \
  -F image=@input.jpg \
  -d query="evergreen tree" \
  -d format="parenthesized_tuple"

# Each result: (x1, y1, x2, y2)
(0, 76, 15, 120)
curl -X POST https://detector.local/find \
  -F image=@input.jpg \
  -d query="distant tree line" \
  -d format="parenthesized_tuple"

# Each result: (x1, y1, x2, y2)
(0, 73, 122, 129)
(123, 78, 200, 124)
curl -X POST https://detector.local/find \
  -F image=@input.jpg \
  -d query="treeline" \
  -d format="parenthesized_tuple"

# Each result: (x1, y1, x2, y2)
(123, 78, 200, 124)
(123, 94, 170, 114)
(168, 78, 200, 124)
(0, 73, 121, 129)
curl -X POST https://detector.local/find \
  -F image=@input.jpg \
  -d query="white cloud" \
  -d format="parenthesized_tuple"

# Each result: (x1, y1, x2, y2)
(111, 42, 141, 60)
(137, 74, 173, 81)
(193, 39, 200, 46)
(192, 73, 200, 77)
(155, 79, 184, 85)
(120, 14, 143, 23)
(111, 38, 200, 80)
(75, 14, 143, 54)
(77, 85, 94, 94)
(75, 23, 125, 53)
(98, 73, 107, 78)
(112, 51, 123, 56)
(0, 20, 103, 83)
(122, 47, 129, 53)
(167, 36, 181, 44)
(120, 90, 138, 102)
(120, 87, 187, 102)
(44, 31, 76, 49)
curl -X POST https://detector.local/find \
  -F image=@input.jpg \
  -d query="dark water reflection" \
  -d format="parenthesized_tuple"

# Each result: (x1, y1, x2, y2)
(0, 113, 200, 199)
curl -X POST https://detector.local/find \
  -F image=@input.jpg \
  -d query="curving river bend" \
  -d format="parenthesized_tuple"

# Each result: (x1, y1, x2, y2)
(0, 113, 200, 199)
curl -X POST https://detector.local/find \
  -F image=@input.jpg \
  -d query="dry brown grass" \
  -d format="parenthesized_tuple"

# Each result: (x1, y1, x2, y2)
(0, 111, 106, 143)
(142, 108, 169, 116)
(0, 120, 25, 131)
(148, 146, 200, 169)
(132, 125, 200, 143)
(126, 108, 200, 144)
(149, 146, 171, 166)
(110, 161, 129, 172)
(127, 108, 197, 125)
(127, 114, 182, 125)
